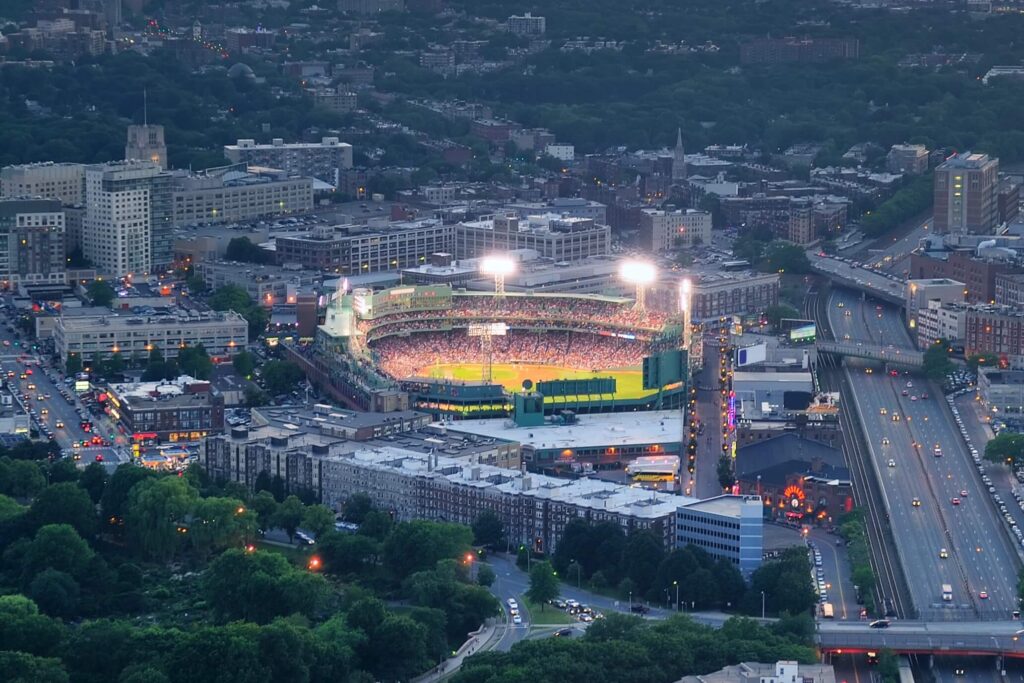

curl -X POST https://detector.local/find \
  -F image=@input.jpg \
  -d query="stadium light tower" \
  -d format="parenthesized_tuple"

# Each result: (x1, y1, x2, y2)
(620, 260, 657, 312)
(679, 278, 692, 353)
(480, 255, 516, 297)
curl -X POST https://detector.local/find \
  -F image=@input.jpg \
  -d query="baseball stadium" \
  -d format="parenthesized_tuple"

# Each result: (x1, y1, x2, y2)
(313, 282, 691, 418)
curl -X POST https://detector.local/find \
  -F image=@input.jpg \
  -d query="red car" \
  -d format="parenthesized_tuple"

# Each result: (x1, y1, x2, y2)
(94, 454, 104, 462)
(952, 497, 961, 506)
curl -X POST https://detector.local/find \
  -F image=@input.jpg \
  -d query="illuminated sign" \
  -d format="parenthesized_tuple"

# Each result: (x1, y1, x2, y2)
(789, 324, 816, 343)
(727, 390, 736, 430)
(74, 380, 90, 393)
(783, 484, 806, 509)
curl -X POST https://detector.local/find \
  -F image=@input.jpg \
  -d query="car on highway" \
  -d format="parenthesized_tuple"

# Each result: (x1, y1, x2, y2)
(933, 445, 942, 457)
(512, 614, 523, 624)
(939, 548, 948, 558)
(910, 395, 918, 401)
(94, 454, 104, 462)
(553, 628, 574, 638)
(880, 408, 888, 415)
(892, 414, 901, 422)
(960, 490, 968, 497)
(888, 459, 896, 467)
(901, 389, 909, 396)
(912, 497, 921, 507)
(881, 437, 890, 446)
(55, 421, 63, 428)
(844, 310, 851, 317)
(952, 497, 961, 505)
(979, 591, 989, 600)
(869, 619, 891, 629)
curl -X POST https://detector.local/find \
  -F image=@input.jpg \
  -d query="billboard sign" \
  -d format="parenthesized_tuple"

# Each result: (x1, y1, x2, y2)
(737, 343, 767, 367)
(789, 324, 816, 343)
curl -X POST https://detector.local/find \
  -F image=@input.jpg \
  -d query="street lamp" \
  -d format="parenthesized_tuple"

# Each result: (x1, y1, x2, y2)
(761, 590, 766, 620)
(480, 255, 516, 297)
(673, 580, 679, 612)
(628, 591, 633, 614)
(620, 260, 657, 312)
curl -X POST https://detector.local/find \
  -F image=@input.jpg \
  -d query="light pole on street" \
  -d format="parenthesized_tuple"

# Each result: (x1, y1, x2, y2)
(628, 591, 633, 614)
(673, 580, 679, 611)
(761, 591, 766, 620)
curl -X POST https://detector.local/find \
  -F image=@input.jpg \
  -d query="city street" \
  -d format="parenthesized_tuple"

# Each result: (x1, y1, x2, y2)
(0, 314, 122, 468)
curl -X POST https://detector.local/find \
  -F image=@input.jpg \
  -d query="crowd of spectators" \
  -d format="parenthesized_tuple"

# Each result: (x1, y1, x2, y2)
(355, 294, 668, 338)
(370, 329, 647, 380)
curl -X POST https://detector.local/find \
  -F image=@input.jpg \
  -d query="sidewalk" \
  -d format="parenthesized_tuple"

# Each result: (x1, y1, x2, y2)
(412, 621, 500, 683)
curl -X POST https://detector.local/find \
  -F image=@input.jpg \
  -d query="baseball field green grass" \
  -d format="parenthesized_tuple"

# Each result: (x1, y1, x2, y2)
(420, 362, 655, 400)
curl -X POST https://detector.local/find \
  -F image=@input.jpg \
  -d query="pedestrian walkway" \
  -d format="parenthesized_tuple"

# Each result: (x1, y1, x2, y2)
(411, 621, 500, 683)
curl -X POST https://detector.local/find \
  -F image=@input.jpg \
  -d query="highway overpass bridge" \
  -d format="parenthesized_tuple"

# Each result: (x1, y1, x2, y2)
(809, 253, 906, 306)
(817, 622, 1024, 657)
(816, 340, 924, 367)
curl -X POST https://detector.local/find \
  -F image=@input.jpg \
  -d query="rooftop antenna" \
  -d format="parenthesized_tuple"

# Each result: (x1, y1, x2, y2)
(143, 88, 148, 126)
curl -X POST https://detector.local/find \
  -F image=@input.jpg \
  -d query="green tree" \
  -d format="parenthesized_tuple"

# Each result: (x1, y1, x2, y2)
(471, 508, 504, 548)
(383, 520, 473, 580)
(0, 456, 46, 498)
(86, 280, 115, 307)
(319, 532, 378, 576)
(243, 386, 269, 407)
(342, 492, 374, 523)
(623, 531, 665, 596)
(164, 623, 268, 683)
(477, 563, 496, 587)
(366, 616, 430, 682)
(0, 595, 65, 657)
(251, 490, 278, 530)
(189, 496, 256, 560)
(26, 482, 96, 537)
(66, 353, 82, 375)
(274, 495, 305, 542)
(262, 360, 304, 397)
(761, 242, 811, 274)
(764, 304, 800, 328)
(101, 465, 154, 523)
(922, 338, 955, 381)
(29, 569, 80, 618)
(0, 650, 69, 683)
(125, 476, 198, 560)
(526, 560, 560, 609)
(303, 504, 336, 539)
(21, 523, 95, 586)
(177, 344, 213, 380)
(717, 455, 734, 490)
(877, 649, 900, 683)
(203, 549, 327, 623)
(105, 352, 125, 376)
(0, 493, 24, 521)
(78, 462, 108, 504)
(358, 509, 393, 541)
(985, 433, 1024, 468)
(232, 350, 257, 378)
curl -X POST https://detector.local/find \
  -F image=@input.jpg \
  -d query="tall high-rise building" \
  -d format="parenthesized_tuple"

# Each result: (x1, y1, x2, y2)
(672, 127, 687, 182)
(126, 124, 167, 169)
(0, 199, 66, 289)
(83, 161, 168, 277)
(933, 152, 999, 235)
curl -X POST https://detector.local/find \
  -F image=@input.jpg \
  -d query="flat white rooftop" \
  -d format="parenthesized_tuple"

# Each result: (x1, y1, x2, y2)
(438, 410, 683, 449)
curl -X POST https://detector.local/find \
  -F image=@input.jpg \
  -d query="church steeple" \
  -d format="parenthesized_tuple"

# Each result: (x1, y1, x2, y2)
(672, 127, 686, 181)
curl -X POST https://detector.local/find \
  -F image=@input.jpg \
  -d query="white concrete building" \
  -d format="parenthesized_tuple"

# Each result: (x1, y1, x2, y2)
(544, 144, 575, 161)
(640, 208, 712, 251)
(54, 308, 248, 364)
(83, 161, 165, 277)
(507, 12, 546, 35)
(1, 162, 86, 205)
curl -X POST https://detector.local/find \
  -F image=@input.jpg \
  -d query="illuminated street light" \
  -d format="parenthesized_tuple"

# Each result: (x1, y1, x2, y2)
(480, 255, 516, 296)
(620, 260, 657, 311)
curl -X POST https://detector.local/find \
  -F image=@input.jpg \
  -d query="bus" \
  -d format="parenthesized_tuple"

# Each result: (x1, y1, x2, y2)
(625, 455, 680, 492)
(821, 602, 834, 619)
(941, 583, 953, 601)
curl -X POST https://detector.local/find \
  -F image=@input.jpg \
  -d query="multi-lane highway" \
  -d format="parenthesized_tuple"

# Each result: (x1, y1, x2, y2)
(828, 287, 1021, 620)
(0, 311, 123, 467)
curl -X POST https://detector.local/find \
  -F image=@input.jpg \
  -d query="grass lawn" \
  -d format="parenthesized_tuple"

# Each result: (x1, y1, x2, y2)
(522, 597, 577, 626)
(421, 362, 655, 401)
(255, 540, 311, 565)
